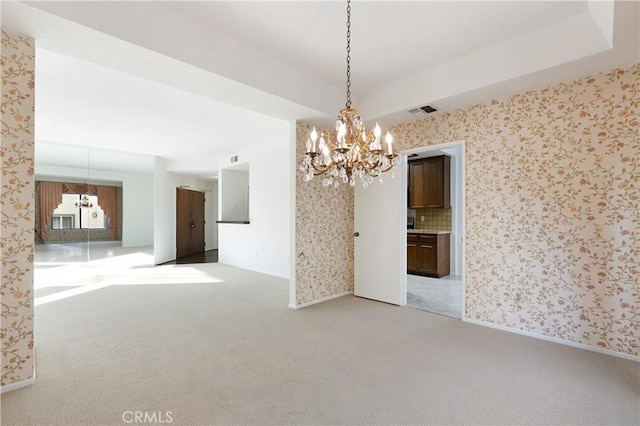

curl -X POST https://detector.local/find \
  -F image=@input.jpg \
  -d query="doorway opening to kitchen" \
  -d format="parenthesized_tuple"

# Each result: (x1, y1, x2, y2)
(404, 141, 464, 319)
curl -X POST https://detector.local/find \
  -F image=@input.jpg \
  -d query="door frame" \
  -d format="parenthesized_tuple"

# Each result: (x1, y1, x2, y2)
(401, 140, 466, 318)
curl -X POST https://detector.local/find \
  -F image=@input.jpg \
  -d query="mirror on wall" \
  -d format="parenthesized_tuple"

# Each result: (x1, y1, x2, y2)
(34, 141, 155, 301)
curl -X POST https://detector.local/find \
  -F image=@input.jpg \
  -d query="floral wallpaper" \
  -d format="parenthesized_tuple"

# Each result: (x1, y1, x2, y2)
(294, 121, 354, 306)
(391, 64, 639, 356)
(1, 31, 35, 386)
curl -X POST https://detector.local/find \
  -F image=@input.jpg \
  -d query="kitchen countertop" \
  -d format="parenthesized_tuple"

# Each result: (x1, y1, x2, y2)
(407, 229, 451, 235)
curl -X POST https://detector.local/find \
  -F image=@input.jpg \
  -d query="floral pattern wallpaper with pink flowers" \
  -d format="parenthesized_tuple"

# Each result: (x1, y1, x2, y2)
(295, 64, 638, 356)
(390, 65, 639, 356)
(294, 121, 354, 306)
(1, 31, 35, 387)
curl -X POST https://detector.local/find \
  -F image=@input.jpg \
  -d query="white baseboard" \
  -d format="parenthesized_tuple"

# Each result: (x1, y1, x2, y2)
(289, 291, 353, 309)
(1, 376, 36, 394)
(463, 317, 639, 362)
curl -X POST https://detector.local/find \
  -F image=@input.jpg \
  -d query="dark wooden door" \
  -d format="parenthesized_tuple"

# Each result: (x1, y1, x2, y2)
(176, 188, 205, 258)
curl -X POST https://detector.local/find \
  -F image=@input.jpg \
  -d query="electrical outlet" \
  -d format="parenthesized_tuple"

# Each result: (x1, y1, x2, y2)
(420, 216, 425, 222)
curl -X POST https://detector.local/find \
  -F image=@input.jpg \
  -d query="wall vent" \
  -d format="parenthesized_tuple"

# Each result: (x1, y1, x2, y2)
(230, 155, 239, 163)
(409, 105, 438, 116)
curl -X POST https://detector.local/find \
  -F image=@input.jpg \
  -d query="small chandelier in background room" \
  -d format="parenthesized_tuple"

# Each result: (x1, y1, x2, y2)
(75, 195, 93, 209)
(299, 0, 398, 188)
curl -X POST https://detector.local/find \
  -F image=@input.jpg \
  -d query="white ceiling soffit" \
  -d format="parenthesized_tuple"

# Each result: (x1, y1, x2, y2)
(4, 0, 637, 181)
(35, 140, 156, 175)
(364, 0, 639, 123)
(15, 0, 638, 126)
(33, 47, 291, 159)
(2, 1, 338, 121)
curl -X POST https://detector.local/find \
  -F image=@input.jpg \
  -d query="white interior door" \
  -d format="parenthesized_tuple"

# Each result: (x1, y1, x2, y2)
(354, 166, 405, 305)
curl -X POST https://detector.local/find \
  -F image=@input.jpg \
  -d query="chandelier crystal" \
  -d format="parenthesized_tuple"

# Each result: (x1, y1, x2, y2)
(299, 0, 398, 188)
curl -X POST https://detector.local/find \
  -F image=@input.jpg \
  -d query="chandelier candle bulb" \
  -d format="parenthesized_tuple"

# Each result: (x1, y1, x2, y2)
(386, 132, 394, 155)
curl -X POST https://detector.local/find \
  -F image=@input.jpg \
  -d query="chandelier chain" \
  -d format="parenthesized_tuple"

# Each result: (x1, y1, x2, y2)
(345, 0, 352, 109)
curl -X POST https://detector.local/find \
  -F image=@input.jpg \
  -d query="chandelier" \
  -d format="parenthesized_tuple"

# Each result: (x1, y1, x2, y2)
(299, 0, 398, 188)
(75, 195, 93, 209)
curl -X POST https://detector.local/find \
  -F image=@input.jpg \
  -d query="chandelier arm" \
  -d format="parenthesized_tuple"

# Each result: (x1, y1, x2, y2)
(379, 157, 399, 173)
(356, 153, 397, 175)
(309, 161, 333, 175)
(360, 159, 383, 174)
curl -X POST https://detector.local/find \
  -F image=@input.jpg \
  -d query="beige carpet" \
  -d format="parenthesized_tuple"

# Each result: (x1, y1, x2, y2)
(2, 262, 639, 425)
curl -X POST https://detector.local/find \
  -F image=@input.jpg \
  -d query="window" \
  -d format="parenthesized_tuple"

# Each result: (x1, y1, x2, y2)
(51, 193, 106, 229)
(51, 215, 74, 229)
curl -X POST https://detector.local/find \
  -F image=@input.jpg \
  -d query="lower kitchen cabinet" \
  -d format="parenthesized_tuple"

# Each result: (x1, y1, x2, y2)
(407, 233, 450, 278)
(407, 234, 419, 272)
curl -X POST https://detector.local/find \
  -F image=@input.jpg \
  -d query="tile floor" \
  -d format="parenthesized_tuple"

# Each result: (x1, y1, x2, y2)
(406, 274, 463, 319)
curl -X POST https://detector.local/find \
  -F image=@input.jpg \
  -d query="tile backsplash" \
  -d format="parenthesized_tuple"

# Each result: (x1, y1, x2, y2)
(410, 208, 452, 231)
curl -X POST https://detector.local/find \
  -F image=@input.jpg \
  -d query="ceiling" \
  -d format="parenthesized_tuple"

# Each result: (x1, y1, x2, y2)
(2, 1, 638, 180)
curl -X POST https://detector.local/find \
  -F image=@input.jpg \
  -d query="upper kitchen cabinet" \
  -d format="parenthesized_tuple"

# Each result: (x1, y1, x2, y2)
(408, 155, 451, 209)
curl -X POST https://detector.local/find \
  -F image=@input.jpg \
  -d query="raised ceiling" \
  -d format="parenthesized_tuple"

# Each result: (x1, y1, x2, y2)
(2, 1, 638, 178)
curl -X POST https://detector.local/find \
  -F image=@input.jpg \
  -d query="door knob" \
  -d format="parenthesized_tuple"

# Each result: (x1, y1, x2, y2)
(354, 232, 359, 237)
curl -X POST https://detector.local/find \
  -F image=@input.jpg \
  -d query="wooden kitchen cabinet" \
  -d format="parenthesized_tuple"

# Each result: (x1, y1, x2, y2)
(408, 161, 427, 209)
(407, 233, 450, 278)
(408, 156, 451, 209)
(407, 234, 419, 273)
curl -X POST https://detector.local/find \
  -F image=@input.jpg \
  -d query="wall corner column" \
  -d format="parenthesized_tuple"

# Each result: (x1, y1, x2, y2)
(1, 30, 36, 390)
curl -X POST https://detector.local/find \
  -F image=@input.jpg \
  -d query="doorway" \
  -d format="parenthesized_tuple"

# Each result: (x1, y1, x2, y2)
(176, 188, 205, 259)
(404, 142, 465, 319)
(352, 141, 465, 314)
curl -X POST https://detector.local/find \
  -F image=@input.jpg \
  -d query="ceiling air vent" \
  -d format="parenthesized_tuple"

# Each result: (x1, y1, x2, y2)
(409, 105, 438, 116)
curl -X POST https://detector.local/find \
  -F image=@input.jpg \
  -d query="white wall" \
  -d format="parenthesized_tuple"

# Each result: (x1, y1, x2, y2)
(220, 168, 249, 221)
(204, 181, 218, 250)
(218, 124, 291, 278)
(122, 172, 154, 247)
(153, 158, 180, 264)
(35, 164, 154, 247)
